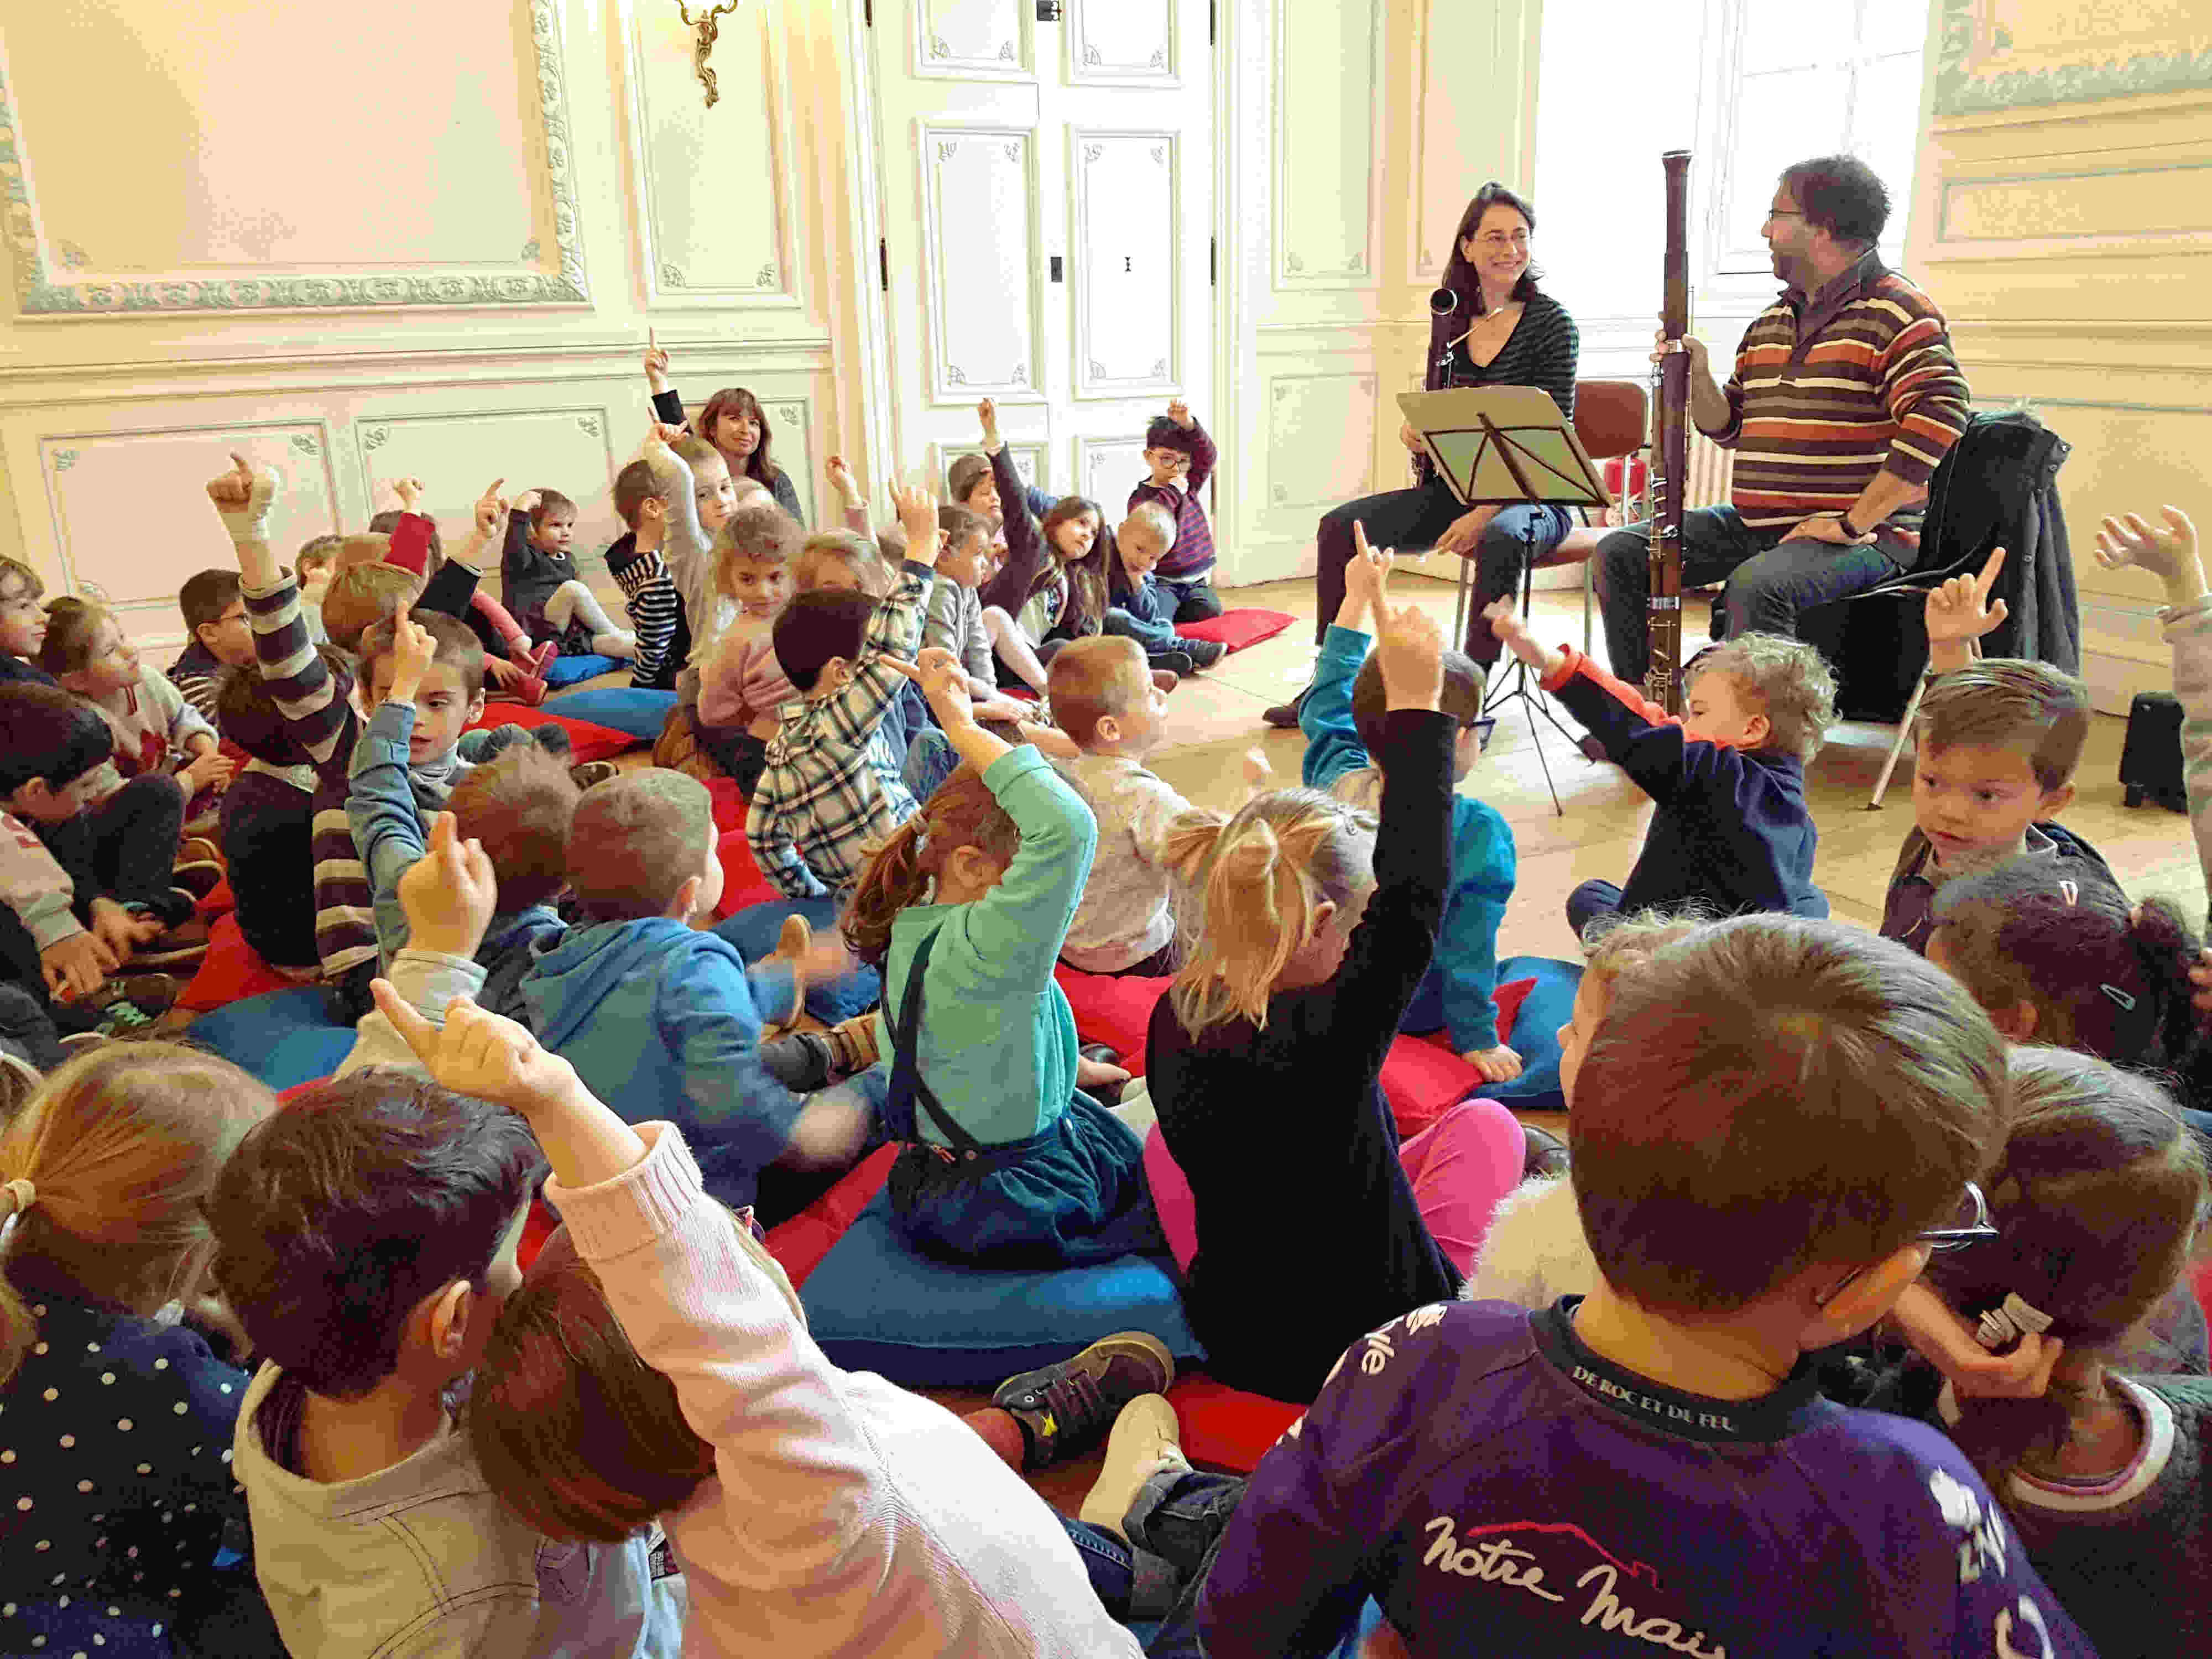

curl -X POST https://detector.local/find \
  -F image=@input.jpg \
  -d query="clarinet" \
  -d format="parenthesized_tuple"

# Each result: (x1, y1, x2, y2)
(1646, 150, 1693, 715)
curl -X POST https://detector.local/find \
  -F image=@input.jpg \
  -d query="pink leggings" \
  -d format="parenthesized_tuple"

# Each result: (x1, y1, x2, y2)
(1144, 1097, 1526, 1277)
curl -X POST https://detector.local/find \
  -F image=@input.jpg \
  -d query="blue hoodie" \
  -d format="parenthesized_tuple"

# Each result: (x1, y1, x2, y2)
(520, 917, 807, 1208)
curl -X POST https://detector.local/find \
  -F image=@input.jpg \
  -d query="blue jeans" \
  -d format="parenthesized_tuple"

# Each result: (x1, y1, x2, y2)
(1060, 1468, 1246, 1656)
(1154, 575, 1223, 623)
(901, 725, 960, 805)
(713, 896, 882, 1025)
(1104, 605, 1180, 657)
(1595, 504, 1910, 682)
(1316, 479, 1572, 664)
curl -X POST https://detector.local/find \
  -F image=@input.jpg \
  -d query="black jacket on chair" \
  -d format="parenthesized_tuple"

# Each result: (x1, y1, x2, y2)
(1918, 409, 2079, 673)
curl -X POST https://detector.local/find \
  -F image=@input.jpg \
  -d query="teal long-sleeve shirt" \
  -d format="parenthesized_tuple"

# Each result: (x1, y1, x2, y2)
(873, 744, 1097, 1146)
(1300, 623, 1516, 1051)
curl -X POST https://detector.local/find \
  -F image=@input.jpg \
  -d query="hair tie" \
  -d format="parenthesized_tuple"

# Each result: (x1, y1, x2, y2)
(1974, 1291, 2054, 1352)
(2099, 984, 2138, 1011)
(1, 1177, 33, 1218)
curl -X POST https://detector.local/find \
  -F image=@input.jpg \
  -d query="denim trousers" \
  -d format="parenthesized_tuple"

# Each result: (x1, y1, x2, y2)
(1153, 575, 1223, 623)
(1314, 479, 1571, 662)
(1594, 504, 1911, 682)
(1060, 1468, 1246, 1656)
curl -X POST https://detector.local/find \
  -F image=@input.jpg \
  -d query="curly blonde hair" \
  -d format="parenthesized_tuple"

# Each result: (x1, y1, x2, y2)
(1688, 632, 1837, 760)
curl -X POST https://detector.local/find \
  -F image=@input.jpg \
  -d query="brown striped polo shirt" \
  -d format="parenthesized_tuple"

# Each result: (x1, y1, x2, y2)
(1708, 253, 1972, 530)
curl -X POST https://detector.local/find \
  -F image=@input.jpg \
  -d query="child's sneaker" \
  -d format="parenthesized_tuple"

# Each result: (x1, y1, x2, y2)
(132, 915, 210, 971)
(1177, 636, 1227, 671)
(990, 1331, 1175, 1470)
(1078, 1395, 1190, 1542)
(1150, 664, 1186, 691)
(76, 974, 180, 1037)
(178, 837, 223, 868)
(0, 1048, 43, 1124)
(570, 760, 620, 790)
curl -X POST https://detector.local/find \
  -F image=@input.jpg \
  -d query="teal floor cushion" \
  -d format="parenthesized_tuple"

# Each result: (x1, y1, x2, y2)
(188, 987, 355, 1091)
(800, 1188, 1205, 1387)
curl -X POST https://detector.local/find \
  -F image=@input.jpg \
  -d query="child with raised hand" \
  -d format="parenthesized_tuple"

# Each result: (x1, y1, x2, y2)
(2092, 505, 2210, 897)
(1127, 398, 1225, 623)
(1488, 593, 1834, 938)
(643, 331, 806, 521)
(1306, 523, 1517, 1079)
(0, 1043, 279, 1658)
(1877, 1046, 2211, 1658)
(1200, 915, 2095, 1659)
(839, 643, 1155, 1267)
(374, 978, 1145, 1659)
(973, 399, 1124, 695)
(500, 486, 638, 661)
(1145, 551, 1526, 1404)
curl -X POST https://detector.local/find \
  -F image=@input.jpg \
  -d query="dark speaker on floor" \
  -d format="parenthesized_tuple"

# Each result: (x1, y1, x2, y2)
(2120, 690, 2188, 812)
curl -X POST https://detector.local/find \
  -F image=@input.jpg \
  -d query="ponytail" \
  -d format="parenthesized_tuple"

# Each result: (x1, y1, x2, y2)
(1, 1043, 273, 1385)
(841, 766, 1021, 965)
(1168, 787, 1376, 1036)
(1923, 1046, 2209, 1505)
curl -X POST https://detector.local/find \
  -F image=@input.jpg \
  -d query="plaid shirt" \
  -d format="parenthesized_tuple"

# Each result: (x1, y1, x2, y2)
(749, 560, 935, 898)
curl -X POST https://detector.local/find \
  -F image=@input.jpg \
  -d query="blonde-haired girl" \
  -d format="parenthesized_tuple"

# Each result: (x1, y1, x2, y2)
(0, 1042, 277, 1656)
(1142, 552, 1525, 1404)
(842, 646, 1156, 1273)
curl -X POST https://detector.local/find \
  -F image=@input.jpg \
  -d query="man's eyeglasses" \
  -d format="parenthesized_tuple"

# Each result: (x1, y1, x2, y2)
(1472, 717, 1498, 747)
(1918, 1182, 2000, 1253)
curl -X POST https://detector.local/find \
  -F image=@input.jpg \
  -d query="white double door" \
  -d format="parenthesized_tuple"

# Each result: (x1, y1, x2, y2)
(865, 0, 1213, 515)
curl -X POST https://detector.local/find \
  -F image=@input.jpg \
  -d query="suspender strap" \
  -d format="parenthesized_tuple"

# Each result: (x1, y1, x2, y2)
(887, 923, 986, 1156)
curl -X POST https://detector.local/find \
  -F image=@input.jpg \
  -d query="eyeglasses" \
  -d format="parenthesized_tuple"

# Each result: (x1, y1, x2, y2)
(1918, 1182, 2000, 1253)
(1474, 231, 1531, 249)
(1472, 717, 1498, 747)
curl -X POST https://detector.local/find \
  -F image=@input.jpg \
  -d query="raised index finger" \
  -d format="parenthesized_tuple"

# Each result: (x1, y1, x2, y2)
(1973, 545, 2007, 599)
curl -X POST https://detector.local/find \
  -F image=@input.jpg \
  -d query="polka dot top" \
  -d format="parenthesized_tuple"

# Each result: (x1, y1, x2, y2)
(0, 1287, 265, 1655)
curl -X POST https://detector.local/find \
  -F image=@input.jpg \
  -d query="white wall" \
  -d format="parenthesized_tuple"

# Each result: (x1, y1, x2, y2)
(0, 0, 874, 650)
(1214, 0, 1544, 589)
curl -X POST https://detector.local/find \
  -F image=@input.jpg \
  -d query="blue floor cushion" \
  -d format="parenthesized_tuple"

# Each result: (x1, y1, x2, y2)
(542, 653, 619, 688)
(188, 987, 356, 1092)
(801, 1188, 1206, 1387)
(544, 686, 676, 738)
(1470, 953, 1584, 1116)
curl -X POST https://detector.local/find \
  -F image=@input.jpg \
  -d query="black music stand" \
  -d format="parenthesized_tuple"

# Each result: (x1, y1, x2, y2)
(1398, 386, 1611, 815)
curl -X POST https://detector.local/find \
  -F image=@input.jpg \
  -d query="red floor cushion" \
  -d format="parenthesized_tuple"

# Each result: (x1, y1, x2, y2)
(1166, 1378, 1303, 1474)
(1175, 608, 1295, 653)
(1054, 965, 1485, 1132)
(464, 703, 634, 763)
(764, 1146, 899, 1290)
(715, 826, 780, 920)
(179, 912, 300, 1011)
(197, 876, 237, 919)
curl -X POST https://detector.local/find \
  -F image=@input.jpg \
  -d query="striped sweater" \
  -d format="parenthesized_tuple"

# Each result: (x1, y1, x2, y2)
(241, 573, 383, 980)
(1713, 253, 1971, 530)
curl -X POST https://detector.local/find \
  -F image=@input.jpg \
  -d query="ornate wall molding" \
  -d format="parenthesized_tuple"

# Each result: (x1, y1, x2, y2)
(1270, 0, 1382, 292)
(2, 0, 589, 316)
(913, 0, 1034, 83)
(930, 439, 1046, 498)
(1931, 0, 2212, 119)
(918, 126, 1042, 402)
(1068, 0, 1177, 87)
(1070, 131, 1180, 399)
(623, 2, 804, 310)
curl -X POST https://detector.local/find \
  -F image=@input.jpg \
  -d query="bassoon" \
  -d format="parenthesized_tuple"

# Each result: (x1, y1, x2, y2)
(1646, 149, 1693, 714)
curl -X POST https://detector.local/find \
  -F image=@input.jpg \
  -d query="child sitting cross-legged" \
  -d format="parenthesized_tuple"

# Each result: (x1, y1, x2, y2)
(500, 485, 638, 662)
(0, 1044, 281, 1659)
(207, 1065, 681, 1658)
(1486, 595, 1835, 940)
(1306, 524, 1518, 1078)
(521, 769, 878, 1217)
(1884, 550, 2113, 955)
(842, 645, 1156, 1267)
(1145, 549, 1526, 1403)
(1875, 1046, 2211, 1659)
(0, 682, 198, 1011)
(1197, 913, 2096, 1658)
(1126, 399, 1225, 623)
(372, 978, 1149, 1658)
(747, 486, 941, 902)
(1107, 500, 1226, 677)
(1049, 634, 1219, 977)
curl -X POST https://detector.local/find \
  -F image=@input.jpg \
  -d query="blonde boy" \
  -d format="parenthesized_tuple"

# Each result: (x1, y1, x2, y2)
(1050, 635, 1213, 976)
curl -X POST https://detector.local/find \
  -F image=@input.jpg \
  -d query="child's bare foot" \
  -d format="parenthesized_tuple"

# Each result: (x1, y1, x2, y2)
(1150, 667, 1179, 693)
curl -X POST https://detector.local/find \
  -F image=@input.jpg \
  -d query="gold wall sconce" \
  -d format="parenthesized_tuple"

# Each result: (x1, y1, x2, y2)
(676, 1, 743, 108)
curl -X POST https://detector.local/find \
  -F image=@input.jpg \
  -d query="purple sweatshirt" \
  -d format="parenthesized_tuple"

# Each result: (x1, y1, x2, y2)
(1201, 1298, 2096, 1658)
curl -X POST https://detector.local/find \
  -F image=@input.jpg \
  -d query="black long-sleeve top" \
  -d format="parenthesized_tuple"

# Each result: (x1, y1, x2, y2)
(1146, 708, 1461, 1403)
